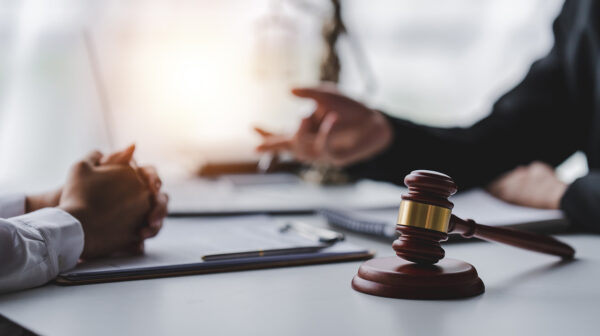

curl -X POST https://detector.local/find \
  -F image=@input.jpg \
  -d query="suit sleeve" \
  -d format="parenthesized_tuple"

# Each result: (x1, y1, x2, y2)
(560, 172, 600, 233)
(347, 1, 586, 190)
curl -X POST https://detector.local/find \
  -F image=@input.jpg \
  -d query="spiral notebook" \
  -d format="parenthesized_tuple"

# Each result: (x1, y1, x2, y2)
(321, 189, 568, 239)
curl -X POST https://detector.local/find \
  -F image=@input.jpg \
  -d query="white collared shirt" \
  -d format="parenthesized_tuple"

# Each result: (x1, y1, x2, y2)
(0, 194, 84, 293)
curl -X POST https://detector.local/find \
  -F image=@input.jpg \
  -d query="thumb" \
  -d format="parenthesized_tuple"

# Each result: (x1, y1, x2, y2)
(82, 150, 103, 166)
(102, 144, 136, 165)
(291, 86, 347, 108)
(253, 127, 274, 138)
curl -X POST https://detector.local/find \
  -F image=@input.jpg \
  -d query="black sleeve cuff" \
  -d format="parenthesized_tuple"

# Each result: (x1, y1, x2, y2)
(560, 172, 600, 233)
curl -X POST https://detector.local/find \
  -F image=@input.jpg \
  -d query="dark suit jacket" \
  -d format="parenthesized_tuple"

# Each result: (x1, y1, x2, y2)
(349, 0, 600, 232)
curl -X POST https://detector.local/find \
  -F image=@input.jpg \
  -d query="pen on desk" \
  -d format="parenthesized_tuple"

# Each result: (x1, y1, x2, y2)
(280, 221, 345, 244)
(202, 245, 327, 262)
(257, 152, 276, 174)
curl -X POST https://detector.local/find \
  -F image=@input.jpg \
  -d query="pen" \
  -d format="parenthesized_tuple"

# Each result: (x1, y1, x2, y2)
(202, 245, 327, 262)
(280, 221, 345, 244)
(257, 152, 276, 174)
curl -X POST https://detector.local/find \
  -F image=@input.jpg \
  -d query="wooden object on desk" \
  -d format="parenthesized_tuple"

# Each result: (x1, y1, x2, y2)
(352, 170, 575, 300)
(196, 160, 301, 177)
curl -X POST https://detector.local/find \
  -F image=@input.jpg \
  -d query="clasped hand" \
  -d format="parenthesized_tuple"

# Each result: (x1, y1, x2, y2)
(27, 145, 168, 259)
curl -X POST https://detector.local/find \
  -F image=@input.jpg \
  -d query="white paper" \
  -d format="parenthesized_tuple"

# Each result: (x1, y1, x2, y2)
(167, 175, 564, 228)
(451, 189, 563, 226)
(166, 174, 405, 214)
(64, 216, 360, 274)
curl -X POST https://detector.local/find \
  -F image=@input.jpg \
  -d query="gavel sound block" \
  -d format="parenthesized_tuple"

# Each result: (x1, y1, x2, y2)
(351, 170, 575, 300)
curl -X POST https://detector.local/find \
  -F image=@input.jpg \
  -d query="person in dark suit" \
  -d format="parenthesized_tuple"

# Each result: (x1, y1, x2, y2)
(256, 0, 600, 232)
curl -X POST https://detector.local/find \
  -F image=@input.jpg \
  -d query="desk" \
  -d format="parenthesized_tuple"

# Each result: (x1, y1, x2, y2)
(0, 215, 598, 336)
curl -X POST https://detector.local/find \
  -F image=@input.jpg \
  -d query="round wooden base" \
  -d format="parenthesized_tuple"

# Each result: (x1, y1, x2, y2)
(352, 257, 484, 300)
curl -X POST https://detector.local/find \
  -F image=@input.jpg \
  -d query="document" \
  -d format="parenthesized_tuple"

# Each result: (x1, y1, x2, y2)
(451, 189, 564, 226)
(61, 216, 370, 281)
(166, 174, 406, 215)
(166, 175, 566, 230)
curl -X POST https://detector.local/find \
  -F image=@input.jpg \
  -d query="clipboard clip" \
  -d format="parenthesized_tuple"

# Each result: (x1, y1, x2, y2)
(280, 221, 345, 244)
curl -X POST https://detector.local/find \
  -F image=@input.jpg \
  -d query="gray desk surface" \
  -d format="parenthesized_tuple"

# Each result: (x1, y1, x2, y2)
(0, 215, 598, 336)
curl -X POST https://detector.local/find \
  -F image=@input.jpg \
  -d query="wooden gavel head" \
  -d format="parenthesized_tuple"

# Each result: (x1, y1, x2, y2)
(392, 170, 457, 265)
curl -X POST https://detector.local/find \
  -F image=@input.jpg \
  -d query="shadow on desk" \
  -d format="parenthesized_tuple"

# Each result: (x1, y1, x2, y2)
(491, 258, 579, 294)
(0, 314, 39, 336)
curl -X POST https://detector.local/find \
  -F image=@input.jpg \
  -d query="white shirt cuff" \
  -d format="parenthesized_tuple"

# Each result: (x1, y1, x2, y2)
(12, 208, 84, 273)
(0, 193, 26, 218)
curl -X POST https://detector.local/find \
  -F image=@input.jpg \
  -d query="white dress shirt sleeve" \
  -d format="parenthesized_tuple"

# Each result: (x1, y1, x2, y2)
(0, 193, 26, 218)
(0, 194, 84, 293)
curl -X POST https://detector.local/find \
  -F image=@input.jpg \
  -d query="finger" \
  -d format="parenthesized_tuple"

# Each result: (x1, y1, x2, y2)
(254, 127, 275, 137)
(529, 161, 552, 173)
(487, 169, 519, 196)
(123, 241, 145, 255)
(488, 181, 513, 201)
(136, 241, 145, 254)
(82, 150, 103, 167)
(137, 167, 153, 193)
(296, 116, 318, 136)
(256, 118, 316, 153)
(486, 181, 503, 197)
(142, 193, 168, 239)
(254, 127, 291, 153)
(492, 171, 524, 202)
(138, 166, 162, 194)
(314, 112, 339, 156)
(103, 143, 135, 165)
(291, 83, 338, 98)
(140, 221, 162, 239)
(291, 86, 348, 107)
(150, 192, 169, 219)
(310, 104, 329, 124)
(256, 139, 293, 152)
(141, 217, 164, 239)
(293, 117, 323, 160)
(102, 144, 136, 165)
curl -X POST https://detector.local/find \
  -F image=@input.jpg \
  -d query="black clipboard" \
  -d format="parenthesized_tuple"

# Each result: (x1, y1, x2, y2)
(56, 249, 373, 285)
(56, 216, 374, 285)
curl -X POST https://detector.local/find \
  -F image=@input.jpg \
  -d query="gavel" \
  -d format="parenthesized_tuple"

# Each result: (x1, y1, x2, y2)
(352, 170, 575, 300)
(394, 170, 574, 264)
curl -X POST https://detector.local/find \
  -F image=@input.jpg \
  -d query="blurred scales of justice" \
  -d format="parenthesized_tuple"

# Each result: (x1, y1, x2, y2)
(86, 0, 374, 183)
(79, 0, 423, 217)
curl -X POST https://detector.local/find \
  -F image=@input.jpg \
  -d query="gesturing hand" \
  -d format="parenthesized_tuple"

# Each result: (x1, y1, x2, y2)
(255, 85, 394, 167)
(487, 161, 568, 209)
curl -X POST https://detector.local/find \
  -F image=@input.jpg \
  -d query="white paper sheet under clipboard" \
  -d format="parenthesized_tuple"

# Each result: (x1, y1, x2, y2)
(57, 216, 372, 285)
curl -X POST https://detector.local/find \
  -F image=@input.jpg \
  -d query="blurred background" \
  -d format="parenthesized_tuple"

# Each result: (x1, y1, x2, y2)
(1, 0, 582, 193)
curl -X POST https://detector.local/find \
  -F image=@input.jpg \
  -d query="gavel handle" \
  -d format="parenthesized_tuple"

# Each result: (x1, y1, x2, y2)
(449, 215, 575, 259)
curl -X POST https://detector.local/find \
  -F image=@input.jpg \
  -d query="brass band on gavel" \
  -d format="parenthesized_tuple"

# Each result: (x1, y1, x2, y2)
(397, 200, 452, 233)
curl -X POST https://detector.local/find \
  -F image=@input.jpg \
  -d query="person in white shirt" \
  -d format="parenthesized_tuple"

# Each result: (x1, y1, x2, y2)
(0, 145, 168, 293)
